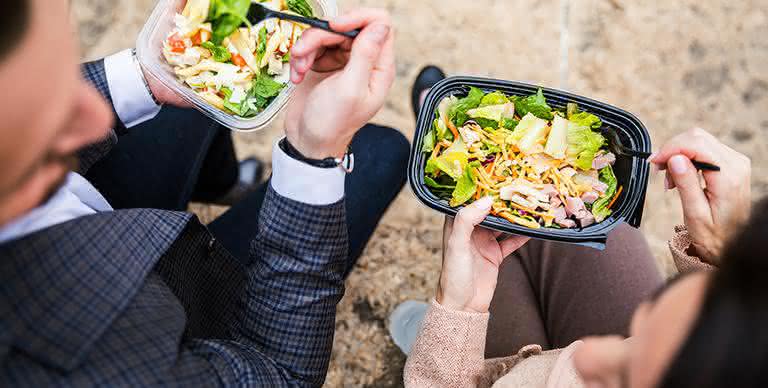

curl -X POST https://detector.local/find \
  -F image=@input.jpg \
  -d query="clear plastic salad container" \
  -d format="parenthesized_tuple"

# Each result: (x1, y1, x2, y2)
(136, 0, 338, 132)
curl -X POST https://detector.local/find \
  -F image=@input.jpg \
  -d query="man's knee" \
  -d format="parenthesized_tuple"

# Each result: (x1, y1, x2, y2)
(356, 124, 410, 169)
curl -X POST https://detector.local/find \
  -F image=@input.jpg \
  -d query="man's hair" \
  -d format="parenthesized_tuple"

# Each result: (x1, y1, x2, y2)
(1, 0, 30, 62)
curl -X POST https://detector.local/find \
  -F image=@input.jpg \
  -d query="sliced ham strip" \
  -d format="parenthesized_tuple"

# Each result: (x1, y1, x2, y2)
(578, 212, 596, 228)
(565, 196, 586, 217)
(553, 206, 576, 228)
(592, 152, 617, 170)
(581, 191, 600, 204)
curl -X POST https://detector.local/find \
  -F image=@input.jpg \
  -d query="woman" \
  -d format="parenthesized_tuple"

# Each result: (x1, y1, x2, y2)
(403, 126, 754, 387)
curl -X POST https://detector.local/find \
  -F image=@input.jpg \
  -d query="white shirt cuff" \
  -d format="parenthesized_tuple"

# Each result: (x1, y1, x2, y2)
(104, 49, 162, 128)
(270, 139, 346, 205)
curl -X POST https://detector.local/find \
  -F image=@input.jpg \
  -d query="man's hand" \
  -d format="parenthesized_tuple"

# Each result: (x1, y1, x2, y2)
(140, 65, 192, 108)
(284, 9, 395, 159)
(437, 197, 529, 313)
(651, 128, 752, 264)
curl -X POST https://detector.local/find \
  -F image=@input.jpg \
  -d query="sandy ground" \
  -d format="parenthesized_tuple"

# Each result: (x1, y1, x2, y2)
(74, 0, 768, 386)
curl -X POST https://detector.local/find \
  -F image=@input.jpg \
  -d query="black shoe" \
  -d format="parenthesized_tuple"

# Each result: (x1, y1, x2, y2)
(210, 157, 264, 206)
(411, 66, 446, 118)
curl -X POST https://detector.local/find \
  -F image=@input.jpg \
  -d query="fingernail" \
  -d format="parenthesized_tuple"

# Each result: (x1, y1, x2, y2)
(478, 196, 494, 209)
(291, 69, 300, 83)
(293, 57, 306, 70)
(648, 152, 658, 162)
(669, 155, 688, 175)
(368, 25, 390, 43)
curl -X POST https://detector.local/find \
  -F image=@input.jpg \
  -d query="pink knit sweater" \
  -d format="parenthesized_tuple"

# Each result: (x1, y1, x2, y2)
(404, 226, 711, 388)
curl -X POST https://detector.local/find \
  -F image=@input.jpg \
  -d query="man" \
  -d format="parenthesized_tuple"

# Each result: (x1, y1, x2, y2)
(0, 0, 403, 386)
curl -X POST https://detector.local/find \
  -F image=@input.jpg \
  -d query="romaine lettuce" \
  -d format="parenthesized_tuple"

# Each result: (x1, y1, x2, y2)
(508, 113, 548, 154)
(566, 122, 606, 170)
(592, 165, 618, 222)
(480, 91, 510, 107)
(544, 115, 568, 159)
(570, 111, 603, 129)
(422, 128, 436, 153)
(433, 139, 469, 180)
(515, 89, 554, 120)
(201, 41, 232, 62)
(450, 161, 481, 207)
(449, 87, 485, 126)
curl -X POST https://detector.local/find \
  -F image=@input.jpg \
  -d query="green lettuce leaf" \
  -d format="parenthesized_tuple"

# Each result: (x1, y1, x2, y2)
(425, 156, 440, 175)
(592, 165, 618, 222)
(220, 87, 246, 116)
(422, 128, 436, 153)
(209, 0, 251, 44)
(425, 175, 456, 190)
(474, 118, 499, 129)
(433, 139, 469, 180)
(515, 88, 554, 120)
(449, 87, 485, 126)
(468, 102, 515, 122)
(287, 0, 314, 17)
(201, 41, 232, 62)
(479, 91, 510, 107)
(570, 111, 603, 129)
(256, 26, 268, 63)
(507, 113, 547, 148)
(237, 73, 286, 117)
(566, 122, 606, 170)
(566, 102, 579, 119)
(501, 117, 519, 130)
(435, 96, 458, 141)
(450, 161, 481, 207)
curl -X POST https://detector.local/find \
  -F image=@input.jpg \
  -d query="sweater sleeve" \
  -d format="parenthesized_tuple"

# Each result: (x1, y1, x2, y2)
(404, 299, 489, 388)
(668, 225, 716, 273)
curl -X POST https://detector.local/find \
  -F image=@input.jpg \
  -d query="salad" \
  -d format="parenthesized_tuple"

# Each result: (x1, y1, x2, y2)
(162, 0, 315, 118)
(421, 87, 622, 229)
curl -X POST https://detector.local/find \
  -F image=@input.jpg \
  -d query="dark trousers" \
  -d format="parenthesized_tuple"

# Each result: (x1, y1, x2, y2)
(485, 224, 664, 358)
(85, 107, 409, 272)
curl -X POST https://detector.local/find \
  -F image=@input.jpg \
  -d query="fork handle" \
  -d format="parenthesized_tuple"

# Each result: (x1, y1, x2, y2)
(624, 149, 652, 159)
(691, 160, 721, 172)
(267, 11, 360, 38)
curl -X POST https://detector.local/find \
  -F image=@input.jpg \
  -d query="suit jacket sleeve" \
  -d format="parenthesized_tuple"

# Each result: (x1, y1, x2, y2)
(77, 60, 127, 174)
(173, 187, 349, 387)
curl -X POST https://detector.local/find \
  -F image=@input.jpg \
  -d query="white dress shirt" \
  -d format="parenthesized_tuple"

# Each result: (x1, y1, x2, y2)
(0, 49, 344, 244)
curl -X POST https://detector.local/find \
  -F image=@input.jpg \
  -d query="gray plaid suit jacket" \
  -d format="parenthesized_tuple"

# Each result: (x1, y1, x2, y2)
(0, 60, 348, 387)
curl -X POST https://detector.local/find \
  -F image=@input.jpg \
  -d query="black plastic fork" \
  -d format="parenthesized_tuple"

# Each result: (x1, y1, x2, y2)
(247, 3, 360, 38)
(602, 127, 721, 171)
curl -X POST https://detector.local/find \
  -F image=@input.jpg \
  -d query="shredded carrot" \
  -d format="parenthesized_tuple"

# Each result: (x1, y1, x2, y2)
(445, 117, 460, 140)
(607, 186, 624, 209)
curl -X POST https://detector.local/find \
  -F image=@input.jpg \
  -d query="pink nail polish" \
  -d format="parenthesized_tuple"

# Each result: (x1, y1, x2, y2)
(669, 155, 688, 175)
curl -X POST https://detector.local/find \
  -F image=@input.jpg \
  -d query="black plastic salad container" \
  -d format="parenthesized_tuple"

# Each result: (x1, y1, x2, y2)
(408, 76, 651, 249)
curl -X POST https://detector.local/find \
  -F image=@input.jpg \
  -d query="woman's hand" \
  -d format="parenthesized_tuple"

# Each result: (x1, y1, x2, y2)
(651, 127, 751, 264)
(284, 9, 395, 159)
(437, 197, 529, 313)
